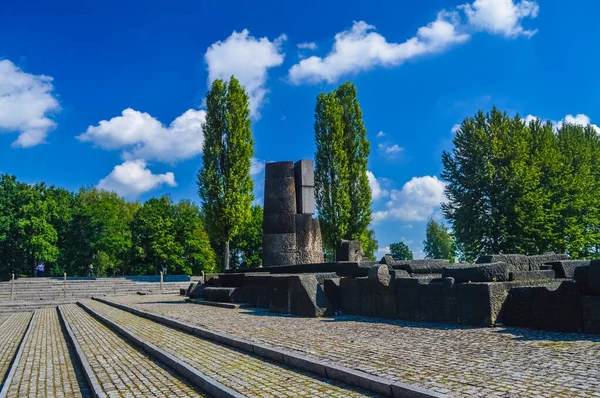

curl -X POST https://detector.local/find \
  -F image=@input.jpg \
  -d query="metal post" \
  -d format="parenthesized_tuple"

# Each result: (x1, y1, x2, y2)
(11, 274, 14, 301)
(160, 271, 163, 292)
(64, 273, 67, 298)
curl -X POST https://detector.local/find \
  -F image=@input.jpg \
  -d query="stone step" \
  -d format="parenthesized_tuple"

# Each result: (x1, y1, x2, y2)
(80, 299, 374, 397)
(0, 312, 32, 389)
(59, 304, 206, 397)
(2, 308, 90, 397)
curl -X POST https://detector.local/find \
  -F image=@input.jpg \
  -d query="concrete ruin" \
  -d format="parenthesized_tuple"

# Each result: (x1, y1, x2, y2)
(185, 159, 600, 335)
(262, 160, 323, 267)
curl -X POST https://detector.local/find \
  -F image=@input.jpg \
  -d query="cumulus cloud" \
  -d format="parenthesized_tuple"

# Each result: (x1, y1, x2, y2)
(367, 171, 389, 200)
(376, 131, 386, 138)
(97, 159, 176, 197)
(205, 29, 286, 118)
(289, 17, 469, 84)
(288, 0, 538, 84)
(523, 113, 600, 134)
(77, 108, 206, 164)
(0, 59, 60, 147)
(297, 42, 317, 50)
(376, 246, 391, 255)
(373, 175, 447, 222)
(460, 0, 539, 38)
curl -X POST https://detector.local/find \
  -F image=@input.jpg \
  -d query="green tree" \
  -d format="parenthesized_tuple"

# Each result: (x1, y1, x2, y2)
(360, 229, 378, 261)
(423, 219, 455, 262)
(198, 76, 254, 271)
(231, 205, 263, 268)
(389, 241, 413, 261)
(173, 200, 217, 274)
(314, 82, 372, 255)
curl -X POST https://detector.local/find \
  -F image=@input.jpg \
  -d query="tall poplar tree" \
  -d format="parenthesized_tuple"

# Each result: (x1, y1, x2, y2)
(314, 82, 372, 254)
(198, 76, 254, 271)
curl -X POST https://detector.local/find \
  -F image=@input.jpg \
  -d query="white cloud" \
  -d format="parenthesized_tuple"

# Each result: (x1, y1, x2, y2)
(376, 246, 391, 255)
(373, 175, 447, 222)
(0, 60, 60, 147)
(557, 114, 600, 134)
(297, 42, 317, 50)
(97, 159, 176, 197)
(77, 108, 206, 164)
(251, 157, 266, 176)
(378, 142, 404, 158)
(205, 29, 286, 118)
(288, 16, 469, 84)
(367, 171, 389, 200)
(376, 131, 386, 138)
(460, 0, 539, 38)
(288, 1, 539, 84)
(522, 113, 600, 134)
(451, 124, 461, 134)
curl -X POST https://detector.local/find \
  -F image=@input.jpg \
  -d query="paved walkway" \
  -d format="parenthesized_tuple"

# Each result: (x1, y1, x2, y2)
(83, 299, 376, 397)
(60, 304, 204, 397)
(0, 312, 32, 385)
(111, 294, 600, 397)
(6, 308, 90, 398)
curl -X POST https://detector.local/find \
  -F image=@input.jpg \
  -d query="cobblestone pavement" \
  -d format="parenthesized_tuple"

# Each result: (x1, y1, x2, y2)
(5, 308, 90, 398)
(60, 304, 205, 397)
(0, 312, 32, 385)
(83, 299, 376, 398)
(111, 294, 600, 398)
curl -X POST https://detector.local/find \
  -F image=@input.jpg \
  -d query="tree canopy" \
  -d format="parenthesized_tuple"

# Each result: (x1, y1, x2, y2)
(423, 219, 455, 262)
(198, 76, 254, 271)
(442, 107, 600, 261)
(389, 242, 413, 260)
(314, 82, 372, 255)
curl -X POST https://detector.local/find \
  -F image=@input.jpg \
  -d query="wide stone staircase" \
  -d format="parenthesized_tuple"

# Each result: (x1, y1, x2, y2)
(0, 297, 433, 397)
(0, 276, 199, 315)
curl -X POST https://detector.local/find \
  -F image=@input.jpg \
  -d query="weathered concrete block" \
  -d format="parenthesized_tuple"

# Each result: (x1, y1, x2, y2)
(368, 264, 393, 288)
(527, 253, 570, 270)
(262, 251, 297, 267)
(264, 177, 296, 215)
(265, 161, 295, 180)
(476, 254, 529, 272)
(324, 278, 342, 312)
(288, 274, 331, 317)
(582, 296, 600, 334)
(186, 282, 197, 296)
(394, 278, 419, 321)
(379, 255, 396, 266)
(268, 276, 290, 313)
(295, 215, 322, 253)
(358, 278, 377, 317)
(179, 288, 187, 296)
(575, 261, 600, 295)
(294, 160, 315, 215)
(336, 240, 363, 262)
(202, 287, 244, 303)
(339, 277, 361, 315)
(218, 273, 245, 287)
(442, 262, 509, 283)
(188, 284, 205, 299)
(394, 259, 450, 274)
(263, 233, 297, 253)
(547, 260, 590, 278)
(509, 270, 556, 281)
(502, 281, 582, 333)
(375, 285, 397, 319)
(263, 214, 296, 234)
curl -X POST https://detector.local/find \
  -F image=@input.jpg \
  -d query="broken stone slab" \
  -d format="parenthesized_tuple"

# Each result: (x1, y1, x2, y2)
(547, 260, 590, 279)
(527, 253, 570, 270)
(393, 259, 450, 274)
(368, 264, 393, 287)
(185, 282, 197, 296)
(509, 270, 556, 281)
(188, 284, 205, 299)
(442, 262, 510, 283)
(502, 281, 582, 333)
(476, 254, 529, 272)
(336, 240, 364, 262)
(379, 255, 396, 266)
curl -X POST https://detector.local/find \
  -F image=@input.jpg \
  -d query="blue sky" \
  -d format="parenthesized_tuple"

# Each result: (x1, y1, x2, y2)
(1, 0, 598, 258)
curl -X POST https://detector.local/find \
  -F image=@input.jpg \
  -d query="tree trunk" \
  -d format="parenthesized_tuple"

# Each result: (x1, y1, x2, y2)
(223, 241, 230, 271)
